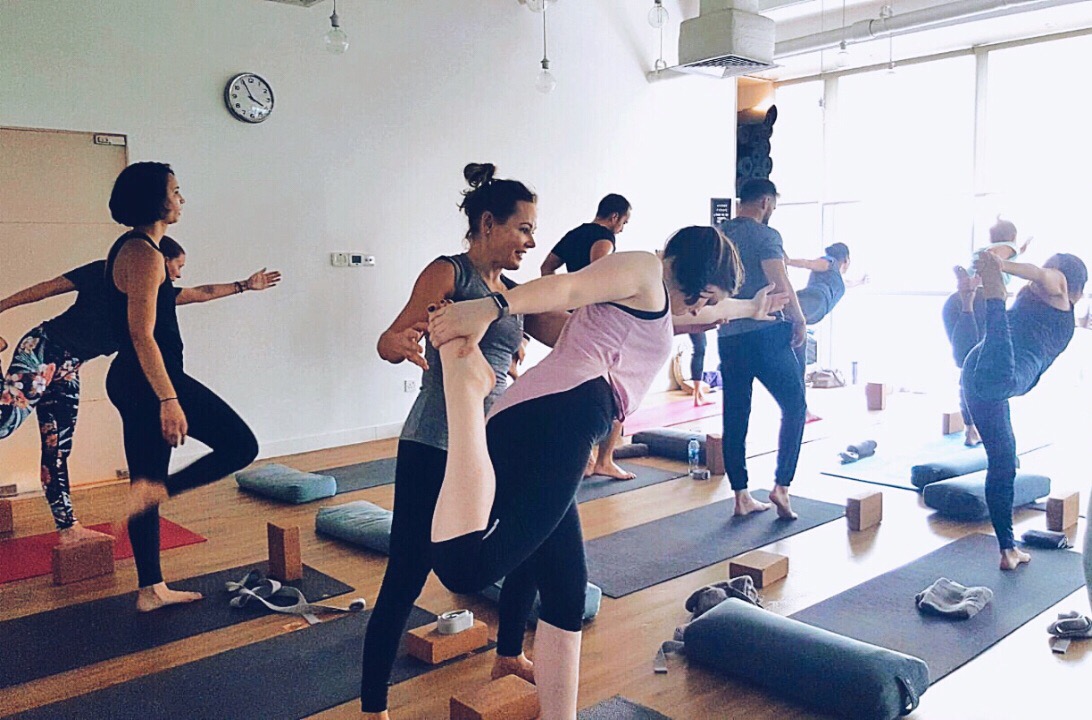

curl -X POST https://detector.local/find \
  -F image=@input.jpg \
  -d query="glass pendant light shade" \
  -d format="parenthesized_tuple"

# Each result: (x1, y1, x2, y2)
(324, 0, 349, 54)
(835, 40, 849, 67)
(525, 0, 548, 12)
(536, 60, 556, 93)
(648, 1, 669, 29)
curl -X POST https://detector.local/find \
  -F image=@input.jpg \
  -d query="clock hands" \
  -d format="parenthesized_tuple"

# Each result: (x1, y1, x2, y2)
(239, 81, 268, 110)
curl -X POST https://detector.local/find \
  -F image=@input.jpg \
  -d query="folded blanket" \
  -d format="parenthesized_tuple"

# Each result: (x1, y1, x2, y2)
(916, 577, 993, 619)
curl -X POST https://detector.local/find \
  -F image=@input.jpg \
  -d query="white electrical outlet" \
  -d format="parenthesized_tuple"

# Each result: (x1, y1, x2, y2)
(330, 252, 349, 267)
(403, 380, 418, 393)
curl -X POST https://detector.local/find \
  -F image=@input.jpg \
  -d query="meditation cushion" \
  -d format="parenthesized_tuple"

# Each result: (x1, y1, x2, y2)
(684, 598, 929, 720)
(315, 500, 394, 554)
(235, 463, 337, 504)
(910, 452, 1019, 490)
(922, 471, 1050, 521)
(632, 428, 707, 463)
(481, 578, 602, 624)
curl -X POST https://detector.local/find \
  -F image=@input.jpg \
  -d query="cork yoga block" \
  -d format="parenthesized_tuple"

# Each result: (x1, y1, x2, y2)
(941, 411, 965, 436)
(847, 491, 883, 531)
(705, 433, 726, 475)
(450, 675, 540, 720)
(267, 523, 303, 582)
(0, 499, 12, 534)
(865, 383, 887, 411)
(729, 550, 789, 589)
(1046, 493, 1079, 532)
(405, 619, 489, 665)
(52, 534, 115, 585)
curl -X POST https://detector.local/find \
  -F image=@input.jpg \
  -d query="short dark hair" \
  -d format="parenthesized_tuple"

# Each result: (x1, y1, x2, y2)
(160, 236, 185, 260)
(1045, 253, 1087, 297)
(738, 178, 778, 205)
(596, 194, 631, 220)
(825, 242, 850, 264)
(109, 162, 174, 227)
(662, 226, 743, 304)
(459, 163, 537, 241)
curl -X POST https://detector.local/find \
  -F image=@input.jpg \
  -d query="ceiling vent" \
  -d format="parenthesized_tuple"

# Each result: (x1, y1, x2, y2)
(676, 0, 775, 78)
(265, 0, 326, 8)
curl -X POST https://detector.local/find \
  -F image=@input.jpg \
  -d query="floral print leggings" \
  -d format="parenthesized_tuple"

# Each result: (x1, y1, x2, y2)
(0, 326, 83, 529)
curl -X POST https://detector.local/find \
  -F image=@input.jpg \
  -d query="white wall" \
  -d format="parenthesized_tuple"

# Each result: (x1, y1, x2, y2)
(0, 0, 734, 477)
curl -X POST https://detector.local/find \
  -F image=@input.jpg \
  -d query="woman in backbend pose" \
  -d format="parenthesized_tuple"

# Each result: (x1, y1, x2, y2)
(943, 217, 1029, 446)
(426, 223, 787, 719)
(961, 249, 1084, 570)
(0, 239, 276, 540)
(361, 163, 571, 720)
(104, 162, 261, 611)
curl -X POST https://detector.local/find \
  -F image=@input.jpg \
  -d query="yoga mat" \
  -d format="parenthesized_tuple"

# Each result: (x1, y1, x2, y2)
(586, 490, 845, 598)
(11, 606, 492, 720)
(0, 517, 206, 585)
(623, 397, 721, 436)
(820, 434, 1050, 491)
(321, 456, 398, 493)
(576, 463, 686, 504)
(791, 533, 1087, 682)
(579, 696, 671, 720)
(0, 562, 352, 690)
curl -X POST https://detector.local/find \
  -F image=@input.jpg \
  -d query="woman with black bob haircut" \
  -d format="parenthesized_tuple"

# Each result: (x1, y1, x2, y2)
(424, 224, 786, 718)
(104, 162, 259, 612)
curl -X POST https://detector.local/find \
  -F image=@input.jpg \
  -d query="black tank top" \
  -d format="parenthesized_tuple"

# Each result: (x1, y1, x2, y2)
(1009, 288, 1074, 384)
(104, 231, 185, 370)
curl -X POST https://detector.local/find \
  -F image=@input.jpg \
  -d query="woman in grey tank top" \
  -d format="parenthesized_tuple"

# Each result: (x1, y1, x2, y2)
(361, 164, 569, 718)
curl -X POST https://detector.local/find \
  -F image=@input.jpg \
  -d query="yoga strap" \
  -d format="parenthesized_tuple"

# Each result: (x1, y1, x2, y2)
(226, 570, 366, 625)
(653, 640, 685, 674)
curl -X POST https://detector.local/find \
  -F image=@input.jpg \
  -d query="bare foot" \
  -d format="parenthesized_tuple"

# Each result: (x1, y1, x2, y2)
(693, 384, 715, 407)
(438, 337, 496, 402)
(805, 410, 822, 423)
(360, 713, 390, 720)
(136, 582, 203, 612)
(974, 252, 1006, 300)
(733, 490, 770, 516)
(123, 480, 168, 522)
(492, 653, 535, 683)
(1000, 548, 1031, 571)
(583, 452, 597, 478)
(57, 522, 110, 545)
(590, 460, 636, 481)
(964, 424, 982, 447)
(768, 485, 798, 520)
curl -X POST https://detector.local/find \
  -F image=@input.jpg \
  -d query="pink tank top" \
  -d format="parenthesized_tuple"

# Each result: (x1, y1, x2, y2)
(488, 298, 673, 422)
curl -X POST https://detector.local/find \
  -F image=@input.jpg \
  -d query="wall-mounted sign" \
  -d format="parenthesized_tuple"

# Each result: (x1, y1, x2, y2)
(710, 198, 732, 227)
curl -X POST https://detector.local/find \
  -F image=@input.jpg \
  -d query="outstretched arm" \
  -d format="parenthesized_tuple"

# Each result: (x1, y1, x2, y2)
(0, 276, 77, 314)
(176, 269, 281, 305)
(671, 284, 790, 331)
(785, 257, 832, 272)
(997, 259, 1068, 298)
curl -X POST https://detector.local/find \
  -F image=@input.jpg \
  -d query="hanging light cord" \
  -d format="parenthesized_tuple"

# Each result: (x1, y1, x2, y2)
(541, 5, 549, 65)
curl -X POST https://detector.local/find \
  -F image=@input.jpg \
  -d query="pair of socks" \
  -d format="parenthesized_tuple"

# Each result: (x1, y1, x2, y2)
(916, 577, 993, 619)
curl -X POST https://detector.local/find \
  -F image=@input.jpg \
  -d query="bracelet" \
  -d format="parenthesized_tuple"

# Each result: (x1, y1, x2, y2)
(160, 396, 178, 403)
(234, 281, 243, 294)
(487, 292, 510, 320)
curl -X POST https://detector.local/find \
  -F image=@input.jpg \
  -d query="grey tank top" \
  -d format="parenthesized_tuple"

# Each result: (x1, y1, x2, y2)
(400, 253, 524, 451)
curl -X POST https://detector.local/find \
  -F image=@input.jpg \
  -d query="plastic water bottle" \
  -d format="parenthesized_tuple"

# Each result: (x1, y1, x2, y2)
(688, 437, 701, 479)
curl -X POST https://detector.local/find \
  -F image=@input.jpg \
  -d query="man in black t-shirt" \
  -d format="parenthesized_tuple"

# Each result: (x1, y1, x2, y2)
(540, 193, 634, 479)
(540, 193, 631, 275)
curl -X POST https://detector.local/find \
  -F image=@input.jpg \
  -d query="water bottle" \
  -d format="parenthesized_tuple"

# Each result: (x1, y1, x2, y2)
(688, 437, 701, 479)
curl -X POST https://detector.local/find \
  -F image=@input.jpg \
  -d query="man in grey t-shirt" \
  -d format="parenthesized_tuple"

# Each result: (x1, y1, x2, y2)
(715, 179, 808, 519)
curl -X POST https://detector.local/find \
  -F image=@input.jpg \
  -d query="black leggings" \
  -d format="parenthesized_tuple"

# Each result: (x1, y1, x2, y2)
(106, 360, 258, 587)
(359, 440, 538, 713)
(431, 379, 614, 634)
(689, 332, 707, 381)
(942, 292, 986, 424)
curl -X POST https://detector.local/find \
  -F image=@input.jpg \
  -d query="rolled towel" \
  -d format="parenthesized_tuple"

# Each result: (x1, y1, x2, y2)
(915, 577, 993, 620)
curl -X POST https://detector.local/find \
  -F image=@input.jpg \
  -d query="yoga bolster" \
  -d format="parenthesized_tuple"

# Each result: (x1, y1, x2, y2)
(314, 500, 394, 554)
(633, 428, 707, 463)
(480, 578, 602, 624)
(922, 471, 1050, 521)
(235, 463, 337, 504)
(910, 452, 1019, 490)
(684, 599, 929, 720)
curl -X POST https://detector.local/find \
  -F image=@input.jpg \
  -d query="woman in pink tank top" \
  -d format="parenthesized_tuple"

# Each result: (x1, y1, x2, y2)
(426, 224, 788, 719)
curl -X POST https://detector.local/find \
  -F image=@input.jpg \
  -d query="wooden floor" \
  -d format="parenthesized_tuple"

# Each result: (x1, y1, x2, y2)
(0, 384, 1088, 719)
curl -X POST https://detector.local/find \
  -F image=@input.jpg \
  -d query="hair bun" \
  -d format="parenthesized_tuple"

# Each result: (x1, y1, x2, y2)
(464, 163, 497, 189)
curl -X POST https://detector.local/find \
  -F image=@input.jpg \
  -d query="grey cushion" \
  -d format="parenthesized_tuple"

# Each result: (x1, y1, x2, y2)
(910, 452, 1020, 490)
(315, 500, 394, 554)
(922, 471, 1050, 520)
(235, 463, 337, 504)
(481, 578, 602, 624)
(632, 428, 707, 463)
(684, 598, 930, 720)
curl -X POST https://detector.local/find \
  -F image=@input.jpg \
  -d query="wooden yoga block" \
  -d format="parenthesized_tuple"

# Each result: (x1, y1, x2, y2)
(0, 483, 17, 498)
(267, 523, 303, 582)
(729, 550, 789, 589)
(847, 491, 883, 531)
(1046, 493, 1079, 532)
(705, 433, 726, 475)
(865, 383, 886, 411)
(406, 619, 489, 665)
(450, 675, 540, 720)
(941, 411, 965, 435)
(52, 534, 115, 585)
(0, 499, 12, 534)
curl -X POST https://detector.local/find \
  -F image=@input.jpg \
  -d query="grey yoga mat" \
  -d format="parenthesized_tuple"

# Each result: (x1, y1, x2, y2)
(586, 490, 845, 598)
(9, 606, 493, 720)
(579, 696, 672, 719)
(791, 533, 1087, 682)
(322, 456, 398, 492)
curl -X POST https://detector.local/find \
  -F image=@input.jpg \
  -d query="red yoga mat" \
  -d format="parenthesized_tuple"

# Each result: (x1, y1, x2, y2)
(0, 518, 207, 585)
(623, 397, 722, 436)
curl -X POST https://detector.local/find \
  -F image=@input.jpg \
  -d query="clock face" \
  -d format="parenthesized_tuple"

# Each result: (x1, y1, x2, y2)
(225, 73, 274, 124)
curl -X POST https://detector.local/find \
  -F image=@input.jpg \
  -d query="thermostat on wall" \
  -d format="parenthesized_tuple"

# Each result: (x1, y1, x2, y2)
(348, 254, 375, 267)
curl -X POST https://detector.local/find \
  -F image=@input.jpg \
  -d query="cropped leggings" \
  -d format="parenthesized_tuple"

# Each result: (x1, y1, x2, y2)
(430, 379, 614, 636)
(359, 440, 537, 713)
(0, 326, 84, 528)
(106, 359, 258, 587)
